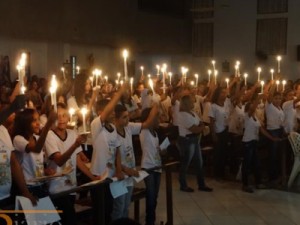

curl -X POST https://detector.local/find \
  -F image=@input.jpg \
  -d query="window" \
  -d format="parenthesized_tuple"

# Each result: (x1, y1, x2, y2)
(257, 0, 288, 14)
(192, 22, 213, 57)
(256, 18, 287, 55)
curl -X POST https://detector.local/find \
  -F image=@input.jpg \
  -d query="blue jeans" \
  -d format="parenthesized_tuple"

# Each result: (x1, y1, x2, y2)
(242, 140, 261, 186)
(267, 128, 283, 181)
(111, 185, 133, 220)
(144, 171, 161, 225)
(177, 135, 205, 189)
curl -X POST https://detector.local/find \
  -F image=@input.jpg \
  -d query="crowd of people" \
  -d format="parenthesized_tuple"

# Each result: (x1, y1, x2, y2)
(1, 69, 300, 225)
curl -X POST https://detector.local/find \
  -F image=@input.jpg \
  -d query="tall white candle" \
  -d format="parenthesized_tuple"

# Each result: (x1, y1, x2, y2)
(122, 49, 129, 81)
(195, 74, 199, 86)
(236, 61, 240, 77)
(130, 77, 134, 94)
(244, 73, 248, 87)
(282, 80, 286, 92)
(149, 78, 155, 94)
(50, 75, 58, 112)
(81, 107, 88, 133)
(214, 70, 218, 85)
(190, 81, 195, 87)
(211, 60, 216, 72)
(277, 56, 282, 73)
(257, 67, 262, 82)
(168, 72, 172, 85)
(76, 66, 80, 74)
(225, 78, 229, 88)
(260, 80, 265, 94)
(270, 68, 274, 81)
(69, 108, 75, 124)
(61, 67, 65, 80)
(208, 70, 212, 83)
(276, 80, 280, 91)
(156, 65, 160, 78)
(140, 66, 144, 77)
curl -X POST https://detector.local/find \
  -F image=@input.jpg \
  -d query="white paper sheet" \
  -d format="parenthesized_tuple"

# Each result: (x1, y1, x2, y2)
(133, 170, 149, 183)
(15, 196, 60, 225)
(109, 180, 128, 199)
(160, 137, 170, 150)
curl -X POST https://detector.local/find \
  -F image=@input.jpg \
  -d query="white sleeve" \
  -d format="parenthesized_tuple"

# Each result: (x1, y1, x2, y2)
(13, 135, 29, 153)
(91, 116, 104, 140)
(128, 122, 142, 135)
(179, 113, 196, 129)
(45, 131, 60, 158)
(208, 104, 215, 119)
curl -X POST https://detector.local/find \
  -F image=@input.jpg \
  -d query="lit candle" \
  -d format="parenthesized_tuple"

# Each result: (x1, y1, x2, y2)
(156, 65, 160, 77)
(104, 75, 108, 83)
(282, 80, 286, 92)
(117, 72, 121, 82)
(211, 60, 216, 72)
(195, 74, 199, 86)
(260, 80, 265, 94)
(18, 53, 27, 94)
(76, 66, 80, 74)
(130, 77, 134, 94)
(257, 67, 262, 81)
(225, 78, 229, 88)
(276, 80, 280, 91)
(61, 67, 65, 80)
(50, 75, 58, 112)
(161, 65, 167, 94)
(120, 80, 124, 86)
(81, 107, 88, 133)
(190, 81, 195, 87)
(214, 70, 218, 85)
(122, 49, 129, 81)
(168, 72, 172, 85)
(149, 78, 155, 94)
(277, 55, 282, 73)
(69, 108, 75, 124)
(208, 69, 212, 83)
(235, 65, 238, 77)
(270, 68, 274, 81)
(236, 61, 240, 77)
(244, 73, 248, 87)
(140, 66, 144, 77)
(20, 86, 26, 95)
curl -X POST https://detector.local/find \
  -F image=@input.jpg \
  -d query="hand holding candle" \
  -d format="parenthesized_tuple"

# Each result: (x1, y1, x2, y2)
(81, 107, 88, 133)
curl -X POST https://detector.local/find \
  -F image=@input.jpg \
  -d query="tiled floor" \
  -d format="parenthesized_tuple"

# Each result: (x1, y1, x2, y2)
(129, 173, 300, 225)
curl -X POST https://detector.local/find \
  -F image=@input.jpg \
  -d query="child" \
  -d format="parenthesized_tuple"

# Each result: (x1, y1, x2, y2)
(112, 103, 158, 220)
(139, 107, 162, 225)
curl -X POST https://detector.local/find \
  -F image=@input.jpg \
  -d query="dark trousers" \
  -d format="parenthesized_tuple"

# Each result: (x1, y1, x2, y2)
(242, 140, 261, 186)
(214, 129, 229, 178)
(144, 171, 161, 225)
(52, 195, 76, 225)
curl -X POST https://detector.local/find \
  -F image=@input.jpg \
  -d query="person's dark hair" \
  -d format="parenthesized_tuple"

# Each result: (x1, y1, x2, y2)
(95, 99, 110, 113)
(110, 218, 141, 225)
(179, 95, 191, 111)
(115, 104, 127, 119)
(273, 91, 282, 97)
(13, 108, 36, 140)
(211, 86, 225, 104)
(244, 101, 252, 113)
(57, 102, 67, 110)
(141, 107, 151, 122)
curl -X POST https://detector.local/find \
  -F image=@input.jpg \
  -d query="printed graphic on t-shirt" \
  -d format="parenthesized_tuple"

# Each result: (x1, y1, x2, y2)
(64, 160, 75, 186)
(35, 158, 44, 178)
(125, 146, 135, 168)
(0, 148, 11, 186)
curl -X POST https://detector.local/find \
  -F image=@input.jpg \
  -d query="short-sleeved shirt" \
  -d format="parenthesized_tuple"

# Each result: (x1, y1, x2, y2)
(208, 102, 230, 133)
(242, 114, 261, 142)
(45, 129, 82, 194)
(140, 129, 161, 171)
(228, 105, 245, 135)
(177, 111, 200, 137)
(0, 125, 13, 200)
(282, 100, 297, 133)
(91, 116, 121, 178)
(13, 135, 44, 186)
(265, 102, 284, 130)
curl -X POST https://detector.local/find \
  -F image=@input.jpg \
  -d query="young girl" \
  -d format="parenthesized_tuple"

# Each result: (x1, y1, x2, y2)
(140, 107, 161, 225)
(242, 96, 279, 193)
(13, 108, 56, 197)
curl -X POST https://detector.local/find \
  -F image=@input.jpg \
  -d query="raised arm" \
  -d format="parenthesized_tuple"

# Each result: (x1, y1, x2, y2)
(141, 104, 159, 129)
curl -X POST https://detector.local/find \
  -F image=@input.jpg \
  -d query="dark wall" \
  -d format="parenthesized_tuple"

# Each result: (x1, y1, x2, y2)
(0, 0, 192, 54)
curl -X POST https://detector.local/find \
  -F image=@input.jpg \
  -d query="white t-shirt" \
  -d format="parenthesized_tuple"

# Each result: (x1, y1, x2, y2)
(242, 114, 261, 142)
(13, 135, 44, 186)
(0, 126, 13, 200)
(139, 129, 161, 170)
(177, 111, 200, 137)
(208, 102, 229, 133)
(45, 129, 82, 194)
(132, 94, 141, 105)
(171, 100, 180, 126)
(282, 100, 297, 133)
(91, 116, 121, 178)
(265, 102, 284, 130)
(117, 123, 141, 186)
(228, 105, 245, 135)
(141, 89, 152, 110)
(160, 96, 171, 122)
